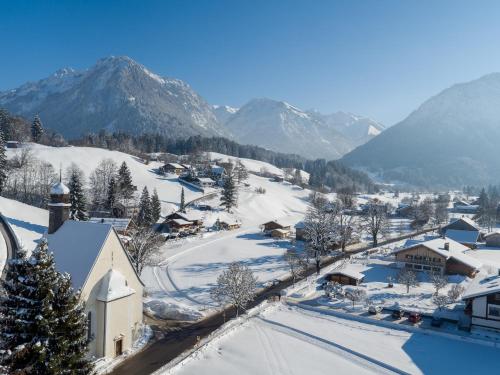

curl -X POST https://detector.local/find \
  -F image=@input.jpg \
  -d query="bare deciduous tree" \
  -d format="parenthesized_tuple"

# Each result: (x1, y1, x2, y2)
(429, 272, 448, 296)
(447, 284, 465, 302)
(284, 249, 308, 284)
(345, 288, 367, 308)
(211, 262, 258, 317)
(126, 229, 163, 274)
(433, 294, 449, 310)
(89, 158, 117, 210)
(397, 268, 419, 293)
(361, 199, 389, 247)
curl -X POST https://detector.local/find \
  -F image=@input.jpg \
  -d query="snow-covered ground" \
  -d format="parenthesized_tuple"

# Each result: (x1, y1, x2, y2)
(167, 304, 500, 375)
(7, 143, 205, 215)
(0, 196, 48, 252)
(143, 172, 310, 320)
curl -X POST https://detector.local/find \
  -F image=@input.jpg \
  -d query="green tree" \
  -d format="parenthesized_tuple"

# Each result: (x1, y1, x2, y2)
(150, 188, 161, 223)
(68, 167, 88, 221)
(31, 115, 44, 143)
(137, 186, 152, 226)
(117, 161, 135, 200)
(180, 187, 186, 212)
(106, 176, 118, 211)
(220, 172, 238, 212)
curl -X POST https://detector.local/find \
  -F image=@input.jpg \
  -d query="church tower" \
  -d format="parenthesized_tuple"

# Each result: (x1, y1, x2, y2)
(48, 179, 71, 234)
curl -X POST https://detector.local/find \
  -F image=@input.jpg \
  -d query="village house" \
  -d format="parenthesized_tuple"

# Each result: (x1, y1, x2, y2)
(88, 217, 132, 235)
(441, 217, 481, 248)
(194, 177, 215, 188)
(160, 162, 186, 175)
(163, 218, 195, 234)
(393, 237, 481, 277)
(215, 218, 241, 231)
(325, 268, 364, 286)
(271, 228, 290, 239)
(484, 231, 500, 247)
(463, 275, 500, 332)
(46, 182, 144, 360)
(262, 220, 291, 234)
(295, 221, 306, 241)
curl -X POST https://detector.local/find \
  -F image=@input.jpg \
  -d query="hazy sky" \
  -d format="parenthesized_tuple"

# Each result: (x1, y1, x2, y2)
(2, 0, 500, 125)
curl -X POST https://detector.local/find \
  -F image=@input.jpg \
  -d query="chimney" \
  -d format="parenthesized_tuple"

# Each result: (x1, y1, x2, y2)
(48, 180, 71, 234)
(444, 242, 450, 251)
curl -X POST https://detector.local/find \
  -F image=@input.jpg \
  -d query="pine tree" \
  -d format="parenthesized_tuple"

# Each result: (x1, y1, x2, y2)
(31, 115, 44, 143)
(235, 161, 248, 184)
(117, 161, 135, 200)
(0, 128, 7, 194)
(49, 274, 93, 374)
(0, 248, 41, 373)
(221, 172, 237, 212)
(106, 176, 117, 211)
(151, 189, 161, 224)
(137, 186, 152, 226)
(68, 169, 87, 221)
(180, 187, 186, 212)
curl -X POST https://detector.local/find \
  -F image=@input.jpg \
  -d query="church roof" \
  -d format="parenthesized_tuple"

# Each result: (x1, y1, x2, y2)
(96, 269, 136, 302)
(47, 221, 113, 289)
(50, 181, 70, 195)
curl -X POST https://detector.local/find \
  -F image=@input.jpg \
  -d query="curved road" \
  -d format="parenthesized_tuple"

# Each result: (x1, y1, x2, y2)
(0, 214, 19, 279)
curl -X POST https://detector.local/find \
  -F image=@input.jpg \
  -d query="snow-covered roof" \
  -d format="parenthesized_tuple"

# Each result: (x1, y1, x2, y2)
(50, 181, 70, 195)
(329, 267, 365, 281)
(165, 163, 185, 169)
(47, 221, 113, 289)
(463, 275, 500, 300)
(169, 218, 193, 226)
(395, 237, 481, 270)
(272, 228, 290, 234)
(88, 217, 131, 231)
(444, 217, 480, 231)
(444, 229, 479, 245)
(295, 221, 305, 229)
(196, 177, 215, 183)
(211, 165, 225, 173)
(484, 231, 500, 239)
(96, 269, 136, 302)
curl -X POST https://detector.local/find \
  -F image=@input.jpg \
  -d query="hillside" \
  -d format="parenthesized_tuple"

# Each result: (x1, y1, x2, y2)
(0, 56, 227, 139)
(342, 73, 500, 188)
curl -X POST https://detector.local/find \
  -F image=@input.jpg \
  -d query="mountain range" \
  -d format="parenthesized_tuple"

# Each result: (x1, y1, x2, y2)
(342, 73, 500, 187)
(0, 56, 383, 160)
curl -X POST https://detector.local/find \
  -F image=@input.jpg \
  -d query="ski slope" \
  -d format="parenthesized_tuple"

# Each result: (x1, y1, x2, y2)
(169, 305, 500, 375)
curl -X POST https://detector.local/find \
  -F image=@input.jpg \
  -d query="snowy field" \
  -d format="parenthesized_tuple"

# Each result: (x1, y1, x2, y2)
(168, 304, 499, 375)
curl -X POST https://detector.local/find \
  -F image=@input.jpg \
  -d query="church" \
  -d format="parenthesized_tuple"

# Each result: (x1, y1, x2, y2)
(46, 180, 144, 359)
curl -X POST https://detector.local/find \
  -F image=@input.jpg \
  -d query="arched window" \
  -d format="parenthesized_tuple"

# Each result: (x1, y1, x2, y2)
(87, 311, 92, 341)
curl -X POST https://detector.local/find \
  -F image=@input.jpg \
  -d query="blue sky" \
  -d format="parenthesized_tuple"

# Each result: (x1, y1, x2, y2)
(2, 0, 500, 125)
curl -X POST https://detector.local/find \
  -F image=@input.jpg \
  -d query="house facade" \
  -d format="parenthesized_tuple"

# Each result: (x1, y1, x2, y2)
(46, 182, 144, 360)
(485, 232, 500, 247)
(393, 237, 480, 277)
(463, 276, 500, 332)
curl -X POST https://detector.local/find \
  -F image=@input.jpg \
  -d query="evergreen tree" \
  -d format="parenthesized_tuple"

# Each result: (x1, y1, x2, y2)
(68, 168, 88, 221)
(180, 187, 186, 212)
(221, 172, 238, 212)
(1, 241, 92, 374)
(0, 128, 7, 194)
(31, 115, 44, 143)
(117, 161, 135, 200)
(150, 188, 161, 223)
(106, 176, 117, 210)
(49, 274, 93, 374)
(235, 161, 248, 184)
(137, 186, 152, 226)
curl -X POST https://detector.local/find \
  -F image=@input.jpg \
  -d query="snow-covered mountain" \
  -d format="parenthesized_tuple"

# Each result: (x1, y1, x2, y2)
(0, 56, 227, 139)
(342, 73, 500, 187)
(311, 111, 385, 148)
(213, 104, 239, 125)
(220, 98, 382, 160)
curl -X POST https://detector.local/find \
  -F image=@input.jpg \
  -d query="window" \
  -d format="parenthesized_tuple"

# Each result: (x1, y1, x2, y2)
(488, 305, 500, 320)
(493, 294, 500, 302)
(406, 254, 413, 260)
(87, 312, 92, 341)
(423, 266, 431, 271)
(433, 267, 441, 272)
(414, 264, 422, 270)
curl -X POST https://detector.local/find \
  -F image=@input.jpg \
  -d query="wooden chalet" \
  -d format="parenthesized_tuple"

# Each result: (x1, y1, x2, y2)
(325, 268, 364, 286)
(160, 163, 186, 175)
(393, 237, 481, 277)
(295, 221, 306, 241)
(262, 220, 291, 233)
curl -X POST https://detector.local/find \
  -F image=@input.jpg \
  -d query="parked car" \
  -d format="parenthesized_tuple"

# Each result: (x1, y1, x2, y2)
(408, 312, 422, 324)
(431, 316, 443, 327)
(368, 305, 382, 315)
(391, 308, 404, 320)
